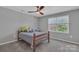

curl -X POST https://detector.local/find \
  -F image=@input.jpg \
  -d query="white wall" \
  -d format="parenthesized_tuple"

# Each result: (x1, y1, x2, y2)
(38, 9, 79, 44)
(0, 7, 38, 44)
(0, 7, 79, 45)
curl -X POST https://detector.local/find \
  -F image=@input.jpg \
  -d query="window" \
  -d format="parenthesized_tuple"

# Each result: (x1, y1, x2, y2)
(48, 15, 69, 33)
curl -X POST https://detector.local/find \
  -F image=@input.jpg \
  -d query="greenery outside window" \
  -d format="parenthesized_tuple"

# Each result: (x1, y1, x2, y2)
(48, 15, 69, 33)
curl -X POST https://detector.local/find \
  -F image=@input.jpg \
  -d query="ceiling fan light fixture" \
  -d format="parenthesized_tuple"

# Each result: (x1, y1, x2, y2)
(36, 12, 41, 15)
(28, 6, 45, 15)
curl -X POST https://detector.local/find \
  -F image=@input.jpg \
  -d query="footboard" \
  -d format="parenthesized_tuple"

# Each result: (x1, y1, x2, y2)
(31, 31, 50, 52)
(17, 31, 50, 52)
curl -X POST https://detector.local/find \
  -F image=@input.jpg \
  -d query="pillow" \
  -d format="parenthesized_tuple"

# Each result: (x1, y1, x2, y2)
(19, 25, 30, 32)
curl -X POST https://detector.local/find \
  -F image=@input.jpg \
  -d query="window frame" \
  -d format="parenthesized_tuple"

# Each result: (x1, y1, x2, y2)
(48, 15, 69, 33)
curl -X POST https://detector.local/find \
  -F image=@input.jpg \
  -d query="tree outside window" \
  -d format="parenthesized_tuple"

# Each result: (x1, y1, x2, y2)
(48, 15, 69, 33)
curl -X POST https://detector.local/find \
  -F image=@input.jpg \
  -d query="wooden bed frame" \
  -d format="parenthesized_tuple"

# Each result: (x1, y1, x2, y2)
(17, 31, 50, 52)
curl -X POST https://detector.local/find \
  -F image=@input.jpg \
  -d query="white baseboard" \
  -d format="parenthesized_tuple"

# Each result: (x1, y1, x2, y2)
(51, 37, 79, 45)
(0, 40, 17, 46)
(0, 37, 79, 46)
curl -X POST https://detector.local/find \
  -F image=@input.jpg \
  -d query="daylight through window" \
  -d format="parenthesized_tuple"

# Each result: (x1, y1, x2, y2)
(48, 15, 69, 33)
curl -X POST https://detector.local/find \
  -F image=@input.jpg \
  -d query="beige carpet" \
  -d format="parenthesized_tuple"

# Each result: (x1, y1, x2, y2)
(0, 39, 79, 52)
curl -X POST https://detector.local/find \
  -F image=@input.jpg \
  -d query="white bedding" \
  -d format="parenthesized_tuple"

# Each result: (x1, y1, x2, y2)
(20, 32, 46, 36)
(19, 32, 46, 44)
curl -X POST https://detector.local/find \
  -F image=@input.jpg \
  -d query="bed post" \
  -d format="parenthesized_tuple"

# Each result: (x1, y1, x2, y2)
(32, 33, 36, 52)
(48, 31, 50, 43)
(17, 30, 20, 41)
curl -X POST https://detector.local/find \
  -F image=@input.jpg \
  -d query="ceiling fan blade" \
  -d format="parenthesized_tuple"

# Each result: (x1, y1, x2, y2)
(28, 11, 37, 13)
(39, 6, 44, 11)
(35, 6, 40, 12)
(36, 6, 40, 8)
(28, 6, 44, 15)
(39, 12, 44, 15)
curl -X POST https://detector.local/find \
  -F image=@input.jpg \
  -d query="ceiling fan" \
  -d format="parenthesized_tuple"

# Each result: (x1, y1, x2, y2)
(28, 6, 45, 15)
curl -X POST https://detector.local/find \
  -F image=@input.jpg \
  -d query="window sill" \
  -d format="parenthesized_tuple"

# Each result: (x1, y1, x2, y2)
(48, 30, 69, 34)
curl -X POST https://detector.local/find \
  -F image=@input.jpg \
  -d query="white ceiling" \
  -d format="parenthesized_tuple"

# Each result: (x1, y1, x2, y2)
(3, 6, 79, 17)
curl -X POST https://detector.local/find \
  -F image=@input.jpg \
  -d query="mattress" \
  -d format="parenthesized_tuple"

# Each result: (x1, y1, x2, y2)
(19, 32, 46, 44)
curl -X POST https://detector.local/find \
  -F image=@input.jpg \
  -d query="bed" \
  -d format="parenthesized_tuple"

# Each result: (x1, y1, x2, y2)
(17, 31, 50, 52)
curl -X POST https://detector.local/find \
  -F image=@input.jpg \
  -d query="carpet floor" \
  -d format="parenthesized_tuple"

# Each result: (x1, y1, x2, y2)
(0, 39, 79, 52)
